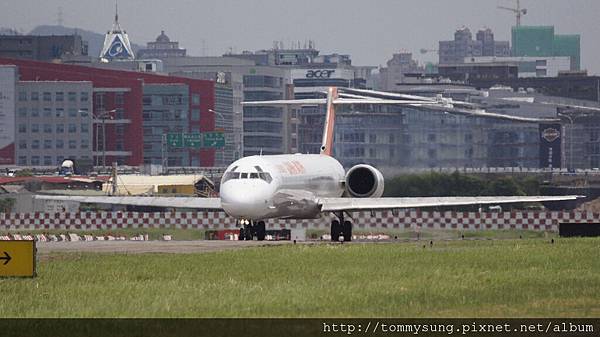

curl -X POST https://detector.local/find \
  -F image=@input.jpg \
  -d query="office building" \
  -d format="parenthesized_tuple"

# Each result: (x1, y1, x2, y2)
(466, 73, 600, 103)
(0, 34, 88, 61)
(511, 26, 580, 71)
(0, 66, 17, 164)
(378, 52, 425, 91)
(464, 56, 571, 78)
(0, 58, 216, 167)
(438, 63, 518, 82)
(14, 81, 94, 167)
(163, 56, 293, 157)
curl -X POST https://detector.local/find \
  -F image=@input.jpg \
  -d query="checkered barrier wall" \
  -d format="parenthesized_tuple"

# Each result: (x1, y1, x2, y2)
(1, 211, 599, 232)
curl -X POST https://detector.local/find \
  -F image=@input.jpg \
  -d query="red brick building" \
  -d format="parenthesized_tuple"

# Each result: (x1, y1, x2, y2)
(0, 58, 215, 167)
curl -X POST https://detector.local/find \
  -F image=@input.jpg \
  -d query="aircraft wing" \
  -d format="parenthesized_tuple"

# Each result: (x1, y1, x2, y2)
(318, 195, 583, 212)
(34, 195, 222, 210)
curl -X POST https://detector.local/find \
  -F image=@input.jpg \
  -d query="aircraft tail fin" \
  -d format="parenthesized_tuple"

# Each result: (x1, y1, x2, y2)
(320, 87, 338, 156)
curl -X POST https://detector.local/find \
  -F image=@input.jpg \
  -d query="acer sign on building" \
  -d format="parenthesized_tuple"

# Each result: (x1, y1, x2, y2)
(291, 68, 354, 81)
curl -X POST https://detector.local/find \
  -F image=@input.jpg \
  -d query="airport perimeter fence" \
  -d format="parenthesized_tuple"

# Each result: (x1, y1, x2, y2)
(0, 210, 599, 232)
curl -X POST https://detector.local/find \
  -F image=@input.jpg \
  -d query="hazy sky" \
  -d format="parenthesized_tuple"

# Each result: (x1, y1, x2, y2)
(4, 0, 600, 74)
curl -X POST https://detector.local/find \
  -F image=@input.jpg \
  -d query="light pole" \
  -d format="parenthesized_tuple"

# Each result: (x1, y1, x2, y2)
(557, 113, 573, 171)
(93, 109, 116, 168)
(208, 109, 225, 128)
(208, 109, 226, 166)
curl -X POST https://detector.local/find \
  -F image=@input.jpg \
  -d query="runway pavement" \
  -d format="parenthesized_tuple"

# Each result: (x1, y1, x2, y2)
(36, 240, 290, 255)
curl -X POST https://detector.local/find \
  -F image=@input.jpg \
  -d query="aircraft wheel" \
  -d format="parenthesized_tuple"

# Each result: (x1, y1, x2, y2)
(342, 221, 353, 242)
(330, 220, 340, 242)
(245, 223, 255, 240)
(238, 227, 245, 241)
(256, 221, 266, 241)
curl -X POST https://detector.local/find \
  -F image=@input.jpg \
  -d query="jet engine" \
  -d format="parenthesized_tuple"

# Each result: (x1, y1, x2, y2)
(344, 164, 384, 198)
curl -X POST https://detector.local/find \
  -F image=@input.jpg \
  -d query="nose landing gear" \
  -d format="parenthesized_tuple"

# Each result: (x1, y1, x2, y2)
(237, 219, 266, 241)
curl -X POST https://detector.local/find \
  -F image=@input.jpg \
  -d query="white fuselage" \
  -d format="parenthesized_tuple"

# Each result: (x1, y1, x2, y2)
(220, 154, 346, 220)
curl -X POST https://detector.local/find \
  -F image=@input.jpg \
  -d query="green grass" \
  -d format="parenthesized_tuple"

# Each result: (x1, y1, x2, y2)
(306, 228, 551, 240)
(1, 238, 600, 317)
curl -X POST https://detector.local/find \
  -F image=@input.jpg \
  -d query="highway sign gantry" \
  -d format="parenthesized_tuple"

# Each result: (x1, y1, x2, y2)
(166, 133, 184, 148)
(203, 132, 225, 148)
(166, 132, 225, 149)
(0, 240, 36, 277)
(183, 133, 203, 148)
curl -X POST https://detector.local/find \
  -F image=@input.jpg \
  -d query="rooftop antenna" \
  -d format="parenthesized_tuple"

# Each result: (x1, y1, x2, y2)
(115, 0, 119, 24)
(498, 0, 527, 26)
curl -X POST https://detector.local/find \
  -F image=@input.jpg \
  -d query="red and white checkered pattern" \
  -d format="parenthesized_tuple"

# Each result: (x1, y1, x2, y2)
(0, 211, 598, 232)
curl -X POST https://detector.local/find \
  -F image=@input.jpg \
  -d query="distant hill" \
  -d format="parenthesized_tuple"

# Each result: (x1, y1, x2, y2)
(28, 25, 143, 58)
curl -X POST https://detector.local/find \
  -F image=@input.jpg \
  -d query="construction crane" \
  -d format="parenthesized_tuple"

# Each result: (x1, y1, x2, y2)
(498, 0, 527, 26)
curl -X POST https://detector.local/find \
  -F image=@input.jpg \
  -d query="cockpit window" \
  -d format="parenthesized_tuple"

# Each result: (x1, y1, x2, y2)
(222, 171, 272, 183)
(259, 173, 273, 183)
(222, 172, 240, 183)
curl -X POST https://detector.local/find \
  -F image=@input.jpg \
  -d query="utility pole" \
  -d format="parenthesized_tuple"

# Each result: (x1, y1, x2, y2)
(93, 109, 116, 170)
(161, 133, 168, 174)
(498, 0, 527, 26)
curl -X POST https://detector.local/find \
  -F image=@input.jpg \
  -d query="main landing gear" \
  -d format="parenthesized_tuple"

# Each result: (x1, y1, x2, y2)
(330, 211, 352, 242)
(238, 219, 266, 241)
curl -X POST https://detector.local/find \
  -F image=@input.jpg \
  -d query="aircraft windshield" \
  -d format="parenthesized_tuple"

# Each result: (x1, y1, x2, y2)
(222, 171, 272, 183)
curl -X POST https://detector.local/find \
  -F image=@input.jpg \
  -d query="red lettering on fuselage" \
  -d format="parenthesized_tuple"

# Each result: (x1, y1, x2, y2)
(283, 161, 306, 175)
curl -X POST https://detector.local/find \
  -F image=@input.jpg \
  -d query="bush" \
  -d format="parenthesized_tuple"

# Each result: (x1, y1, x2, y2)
(384, 172, 540, 198)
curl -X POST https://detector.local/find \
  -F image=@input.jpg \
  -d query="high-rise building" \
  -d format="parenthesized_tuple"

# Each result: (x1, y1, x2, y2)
(511, 26, 580, 71)
(378, 52, 424, 91)
(163, 56, 292, 158)
(439, 27, 510, 65)
(164, 45, 374, 161)
(476, 28, 510, 57)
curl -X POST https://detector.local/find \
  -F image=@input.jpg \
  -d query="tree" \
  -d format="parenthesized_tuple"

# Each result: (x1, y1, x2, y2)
(0, 198, 15, 213)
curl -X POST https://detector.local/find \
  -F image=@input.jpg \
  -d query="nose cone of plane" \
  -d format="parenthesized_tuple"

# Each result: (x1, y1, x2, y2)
(220, 180, 273, 219)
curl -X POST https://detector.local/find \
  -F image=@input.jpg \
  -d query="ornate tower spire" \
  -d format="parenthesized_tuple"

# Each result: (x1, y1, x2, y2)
(99, 0, 135, 61)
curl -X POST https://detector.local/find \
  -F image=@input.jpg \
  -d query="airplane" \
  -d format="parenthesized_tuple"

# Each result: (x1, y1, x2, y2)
(36, 87, 582, 241)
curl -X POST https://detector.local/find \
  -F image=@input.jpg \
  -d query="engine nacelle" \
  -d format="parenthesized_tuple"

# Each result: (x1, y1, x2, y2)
(344, 164, 384, 198)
